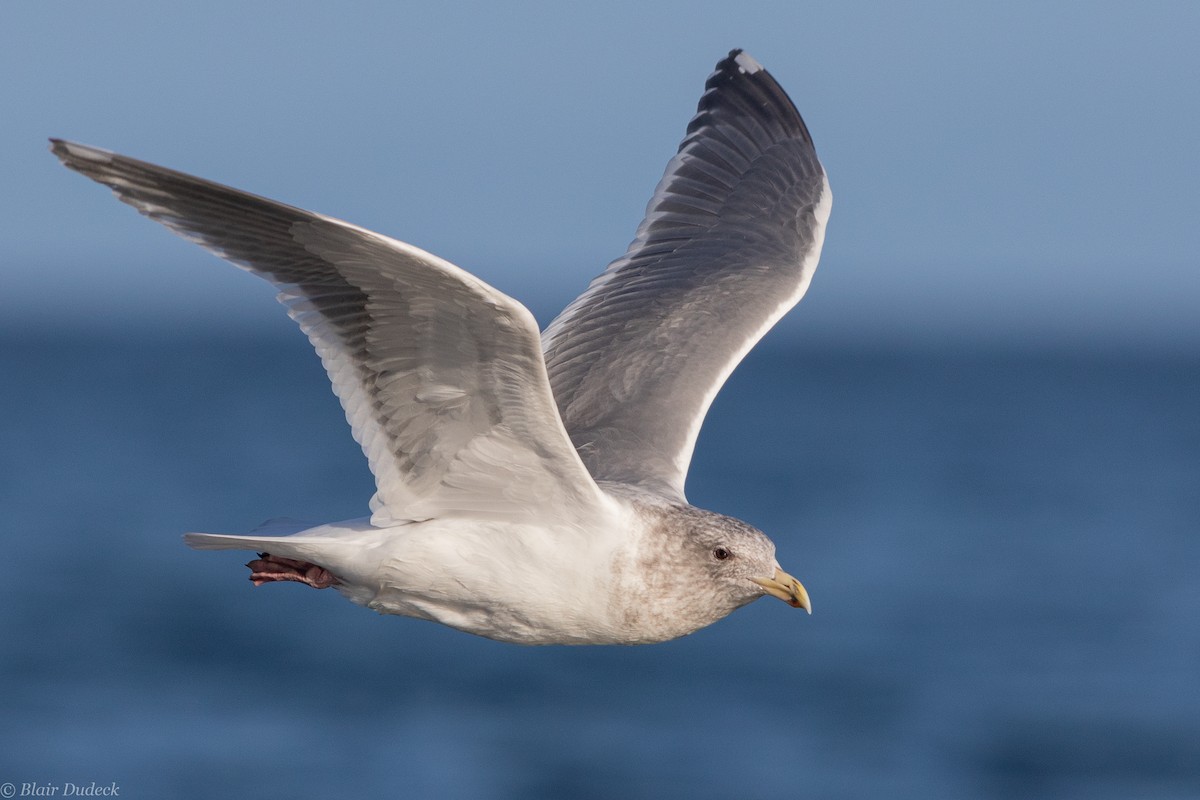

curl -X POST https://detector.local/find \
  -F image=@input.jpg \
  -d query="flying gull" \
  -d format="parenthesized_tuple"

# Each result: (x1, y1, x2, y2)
(52, 49, 831, 645)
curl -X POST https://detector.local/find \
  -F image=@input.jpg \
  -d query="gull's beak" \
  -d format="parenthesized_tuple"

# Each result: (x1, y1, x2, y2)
(752, 567, 812, 614)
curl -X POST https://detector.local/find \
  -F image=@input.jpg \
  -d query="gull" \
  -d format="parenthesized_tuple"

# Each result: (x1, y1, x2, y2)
(52, 49, 831, 645)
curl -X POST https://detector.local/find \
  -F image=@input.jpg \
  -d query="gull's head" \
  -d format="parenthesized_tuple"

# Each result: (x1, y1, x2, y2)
(688, 513, 811, 616)
(614, 501, 811, 643)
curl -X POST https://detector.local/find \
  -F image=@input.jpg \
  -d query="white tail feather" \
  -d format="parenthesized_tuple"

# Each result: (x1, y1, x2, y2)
(183, 532, 281, 551)
(183, 517, 316, 551)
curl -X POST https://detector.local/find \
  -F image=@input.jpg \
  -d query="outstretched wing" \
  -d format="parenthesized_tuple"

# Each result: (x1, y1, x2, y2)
(541, 50, 832, 501)
(53, 140, 608, 526)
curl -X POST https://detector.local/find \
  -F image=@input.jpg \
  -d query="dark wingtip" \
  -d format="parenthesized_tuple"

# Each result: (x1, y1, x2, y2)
(48, 137, 77, 156)
(717, 48, 761, 73)
(49, 138, 116, 173)
(686, 49, 813, 147)
(710, 49, 767, 81)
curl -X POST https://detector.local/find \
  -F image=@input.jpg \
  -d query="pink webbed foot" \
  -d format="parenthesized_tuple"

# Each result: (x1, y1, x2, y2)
(246, 553, 339, 589)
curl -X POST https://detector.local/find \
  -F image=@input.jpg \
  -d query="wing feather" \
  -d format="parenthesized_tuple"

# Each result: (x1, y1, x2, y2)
(542, 50, 832, 501)
(52, 139, 606, 526)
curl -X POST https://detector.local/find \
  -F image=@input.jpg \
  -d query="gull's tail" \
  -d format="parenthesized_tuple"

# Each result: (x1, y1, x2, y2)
(183, 517, 315, 551)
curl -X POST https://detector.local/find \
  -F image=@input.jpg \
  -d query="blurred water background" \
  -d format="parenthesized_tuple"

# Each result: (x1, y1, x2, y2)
(2, 328, 1196, 798)
(5, 3, 1200, 796)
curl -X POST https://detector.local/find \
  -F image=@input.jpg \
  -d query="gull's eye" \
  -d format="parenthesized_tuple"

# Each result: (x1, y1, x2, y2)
(712, 546, 731, 561)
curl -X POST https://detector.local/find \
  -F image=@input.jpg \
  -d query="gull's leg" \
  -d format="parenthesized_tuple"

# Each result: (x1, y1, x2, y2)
(246, 553, 339, 589)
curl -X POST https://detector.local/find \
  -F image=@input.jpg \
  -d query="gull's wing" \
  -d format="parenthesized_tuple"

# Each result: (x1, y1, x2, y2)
(52, 140, 608, 526)
(541, 50, 832, 501)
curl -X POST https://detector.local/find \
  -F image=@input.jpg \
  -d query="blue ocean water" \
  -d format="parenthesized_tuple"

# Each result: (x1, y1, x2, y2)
(1, 330, 1197, 799)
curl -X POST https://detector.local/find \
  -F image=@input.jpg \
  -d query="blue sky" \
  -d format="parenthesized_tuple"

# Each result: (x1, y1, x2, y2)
(4, 1, 1198, 350)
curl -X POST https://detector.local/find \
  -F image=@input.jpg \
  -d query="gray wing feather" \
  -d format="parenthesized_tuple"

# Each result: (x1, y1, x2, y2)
(52, 139, 606, 525)
(541, 50, 832, 501)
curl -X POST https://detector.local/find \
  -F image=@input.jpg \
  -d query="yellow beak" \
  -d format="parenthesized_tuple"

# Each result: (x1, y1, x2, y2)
(752, 567, 812, 614)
